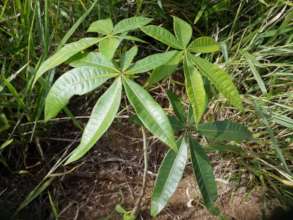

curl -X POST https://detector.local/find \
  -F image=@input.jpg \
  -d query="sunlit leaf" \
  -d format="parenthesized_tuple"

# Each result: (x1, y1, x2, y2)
(34, 37, 101, 84)
(69, 52, 118, 72)
(45, 67, 117, 120)
(151, 137, 188, 217)
(87, 18, 113, 34)
(127, 50, 177, 74)
(189, 37, 220, 53)
(65, 77, 122, 164)
(113, 16, 152, 34)
(191, 55, 243, 110)
(99, 37, 121, 60)
(123, 78, 177, 150)
(183, 58, 207, 124)
(146, 51, 182, 86)
(173, 16, 192, 48)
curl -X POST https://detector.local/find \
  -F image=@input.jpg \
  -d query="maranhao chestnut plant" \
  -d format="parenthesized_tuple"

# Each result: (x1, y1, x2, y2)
(33, 15, 251, 218)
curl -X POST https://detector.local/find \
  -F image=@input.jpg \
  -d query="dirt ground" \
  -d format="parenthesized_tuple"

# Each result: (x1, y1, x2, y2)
(0, 119, 290, 220)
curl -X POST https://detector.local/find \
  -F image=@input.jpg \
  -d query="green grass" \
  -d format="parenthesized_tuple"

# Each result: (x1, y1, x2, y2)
(0, 0, 292, 218)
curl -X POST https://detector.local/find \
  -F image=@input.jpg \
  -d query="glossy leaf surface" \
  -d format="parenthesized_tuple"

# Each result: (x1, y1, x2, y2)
(45, 67, 116, 120)
(189, 37, 220, 53)
(123, 78, 177, 150)
(127, 50, 177, 74)
(34, 37, 101, 84)
(65, 77, 122, 164)
(191, 56, 243, 110)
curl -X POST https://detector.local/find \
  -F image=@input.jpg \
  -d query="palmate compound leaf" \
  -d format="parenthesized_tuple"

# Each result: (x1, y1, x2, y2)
(191, 55, 243, 110)
(113, 16, 153, 34)
(151, 137, 188, 217)
(188, 37, 220, 53)
(123, 78, 177, 151)
(197, 120, 252, 142)
(65, 77, 122, 164)
(173, 16, 192, 48)
(33, 37, 101, 84)
(126, 50, 177, 75)
(141, 25, 183, 49)
(45, 67, 118, 121)
(183, 57, 207, 125)
(189, 137, 219, 215)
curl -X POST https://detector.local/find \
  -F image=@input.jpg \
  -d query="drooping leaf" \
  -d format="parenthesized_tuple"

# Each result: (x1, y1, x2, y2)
(65, 77, 122, 164)
(173, 16, 192, 48)
(191, 55, 243, 110)
(146, 51, 183, 86)
(113, 16, 153, 34)
(189, 37, 220, 53)
(141, 25, 183, 49)
(183, 58, 207, 125)
(127, 50, 177, 74)
(123, 78, 177, 150)
(45, 67, 117, 120)
(198, 120, 252, 142)
(99, 37, 121, 60)
(87, 18, 113, 35)
(189, 138, 219, 215)
(34, 37, 101, 84)
(166, 90, 186, 123)
(121, 46, 138, 71)
(69, 52, 118, 72)
(151, 137, 188, 217)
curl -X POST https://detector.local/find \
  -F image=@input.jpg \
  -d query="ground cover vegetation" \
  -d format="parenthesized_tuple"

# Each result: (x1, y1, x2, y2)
(0, 0, 292, 219)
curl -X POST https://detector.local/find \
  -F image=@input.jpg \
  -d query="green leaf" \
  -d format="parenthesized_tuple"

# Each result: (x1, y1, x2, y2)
(0, 113, 9, 133)
(113, 16, 153, 34)
(121, 46, 138, 71)
(99, 37, 121, 60)
(189, 37, 220, 53)
(146, 51, 182, 86)
(189, 138, 219, 214)
(127, 50, 177, 74)
(206, 144, 244, 154)
(123, 78, 177, 150)
(65, 77, 122, 164)
(183, 58, 207, 125)
(141, 25, 183, 49)
(151, 137, 188, 217)
(34, 38, 101, 84)
(166, 90, 186, 123)
(198, 120, 252, 142)
(69, 52, 118, 72)
(243, 51, 267, 95)
(87, 18, 113, 34)
(191, 56, 243, 110)
(173, 16, 192, 48)
(45, 67, 117, 120)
